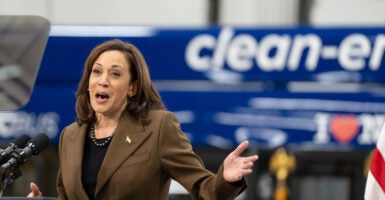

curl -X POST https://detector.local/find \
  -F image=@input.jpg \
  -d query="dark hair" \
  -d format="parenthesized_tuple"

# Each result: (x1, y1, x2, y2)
(75, 39, 165, 125)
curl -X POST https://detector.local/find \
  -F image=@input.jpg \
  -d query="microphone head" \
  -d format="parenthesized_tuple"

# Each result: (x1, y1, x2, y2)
(13, 134, 31, 148)
(27, 133, 50, 155)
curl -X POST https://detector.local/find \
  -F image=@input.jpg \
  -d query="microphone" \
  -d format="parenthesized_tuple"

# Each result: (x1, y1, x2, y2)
(0, 134, 31, 164)
(1, 133, 50, 170)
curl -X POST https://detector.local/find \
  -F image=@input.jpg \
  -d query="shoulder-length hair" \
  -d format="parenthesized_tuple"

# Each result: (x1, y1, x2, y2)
(75, 39, 165, 125)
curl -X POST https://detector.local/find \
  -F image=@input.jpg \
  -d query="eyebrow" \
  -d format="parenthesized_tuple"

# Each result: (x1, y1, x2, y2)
(93, 63, 125, 69)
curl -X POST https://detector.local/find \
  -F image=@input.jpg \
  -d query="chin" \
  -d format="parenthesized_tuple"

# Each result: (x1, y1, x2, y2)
(91, 105, 108, 113)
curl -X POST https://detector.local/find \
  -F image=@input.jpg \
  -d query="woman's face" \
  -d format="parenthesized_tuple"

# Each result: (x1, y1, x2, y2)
(88, 50, 134, 119)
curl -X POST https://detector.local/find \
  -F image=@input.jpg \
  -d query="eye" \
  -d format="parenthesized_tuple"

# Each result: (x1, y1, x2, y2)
(111, 72, 121, 77)
(92, 68, 101, 74)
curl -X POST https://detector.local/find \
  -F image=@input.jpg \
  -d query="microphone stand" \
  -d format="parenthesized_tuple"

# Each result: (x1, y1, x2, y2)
(0, 166, 22, 197)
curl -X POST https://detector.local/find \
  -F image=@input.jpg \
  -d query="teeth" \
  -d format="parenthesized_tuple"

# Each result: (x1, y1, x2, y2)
(96, 93, 109, 99)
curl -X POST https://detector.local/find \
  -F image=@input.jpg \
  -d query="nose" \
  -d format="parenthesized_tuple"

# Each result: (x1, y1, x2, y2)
(97, 72, 109, 87)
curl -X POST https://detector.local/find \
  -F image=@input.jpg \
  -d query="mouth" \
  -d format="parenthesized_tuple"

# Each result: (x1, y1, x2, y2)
(95, 92, 110, 100)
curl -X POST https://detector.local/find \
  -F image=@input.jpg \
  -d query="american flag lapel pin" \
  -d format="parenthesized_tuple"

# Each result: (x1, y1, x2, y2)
(125, 136, 132, 144)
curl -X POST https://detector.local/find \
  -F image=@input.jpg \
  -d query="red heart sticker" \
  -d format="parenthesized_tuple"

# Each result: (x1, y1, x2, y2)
(330, 114, 360, 144)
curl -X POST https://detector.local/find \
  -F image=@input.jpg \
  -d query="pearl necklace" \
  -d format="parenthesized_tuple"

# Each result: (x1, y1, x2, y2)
(89, 123, 113, 147)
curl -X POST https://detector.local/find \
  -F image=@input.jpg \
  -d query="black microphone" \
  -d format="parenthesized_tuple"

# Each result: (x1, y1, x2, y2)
(0, 134, 31, 164)
(1, 133, 50, 170)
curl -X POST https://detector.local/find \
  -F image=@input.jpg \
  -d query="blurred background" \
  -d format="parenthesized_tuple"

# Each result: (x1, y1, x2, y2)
(1, 0, 385, 199)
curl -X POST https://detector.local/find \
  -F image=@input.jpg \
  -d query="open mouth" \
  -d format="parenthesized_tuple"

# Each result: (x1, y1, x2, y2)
(96, 92, 110, 100)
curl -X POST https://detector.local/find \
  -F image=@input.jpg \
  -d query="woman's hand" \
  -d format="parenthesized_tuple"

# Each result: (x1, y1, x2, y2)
(27, 182, 42, 197)
(223, 140, 259, 182)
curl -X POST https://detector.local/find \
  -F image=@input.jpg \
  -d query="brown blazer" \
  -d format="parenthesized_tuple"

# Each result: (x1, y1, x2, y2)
(56, 110, 246, 200)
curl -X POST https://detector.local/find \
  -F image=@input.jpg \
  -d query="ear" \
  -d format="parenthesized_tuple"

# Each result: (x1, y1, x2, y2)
(128, 81, 137, 97)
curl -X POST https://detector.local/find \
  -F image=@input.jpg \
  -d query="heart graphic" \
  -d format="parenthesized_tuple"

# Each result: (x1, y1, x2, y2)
(330, 114, 360, 144)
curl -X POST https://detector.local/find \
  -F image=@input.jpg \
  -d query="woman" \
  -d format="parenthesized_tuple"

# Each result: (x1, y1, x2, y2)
(29, 39, 258, 199)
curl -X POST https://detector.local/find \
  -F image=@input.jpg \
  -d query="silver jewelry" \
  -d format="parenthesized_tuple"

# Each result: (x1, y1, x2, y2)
(89, 123, 113, 147)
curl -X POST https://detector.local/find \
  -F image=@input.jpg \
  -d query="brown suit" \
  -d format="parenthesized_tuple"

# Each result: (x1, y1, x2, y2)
(56, 110, 246, 200)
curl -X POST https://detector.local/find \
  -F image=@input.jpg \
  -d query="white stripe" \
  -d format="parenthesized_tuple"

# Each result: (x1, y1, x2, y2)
(377, 122, 385, 154)
(365, 171, 385, 199)
(50, 25, 157, 37)
(364, 122, 385, 199)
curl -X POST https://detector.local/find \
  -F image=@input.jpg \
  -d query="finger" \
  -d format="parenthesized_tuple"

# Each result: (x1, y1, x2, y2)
(245, 161, 254, 168)
(27, 192, 33, 198)
(235, 168, 253, 181)
(247, 155, 259, 162)
(243, 156, 257, 163)
(232, 141, 249, 157)
(30, 182, 42, 197)
(242, 168, 253, 176)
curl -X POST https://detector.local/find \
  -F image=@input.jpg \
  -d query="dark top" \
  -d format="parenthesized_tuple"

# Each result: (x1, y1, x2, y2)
(82, 134, 111, 200)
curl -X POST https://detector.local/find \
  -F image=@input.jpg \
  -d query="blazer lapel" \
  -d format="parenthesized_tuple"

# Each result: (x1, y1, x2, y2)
(66, 124, 89, 199)
(94, 114, 152, 196)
